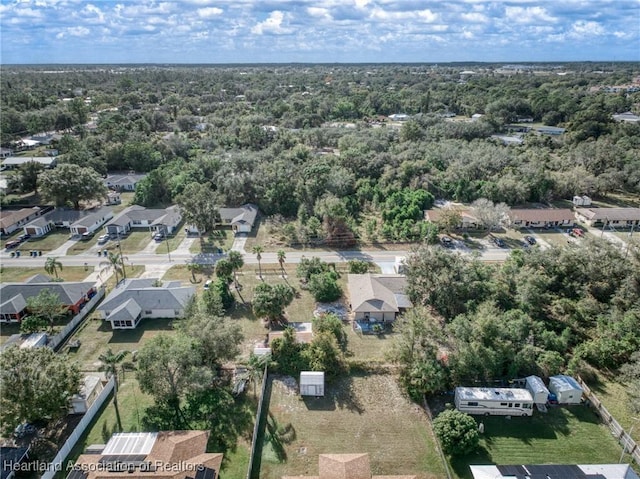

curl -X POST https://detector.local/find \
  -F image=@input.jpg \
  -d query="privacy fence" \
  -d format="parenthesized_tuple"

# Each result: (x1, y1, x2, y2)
(247, 365, 270, 479)
(41, 376, 115, 479)
(49, 287, 105, 351)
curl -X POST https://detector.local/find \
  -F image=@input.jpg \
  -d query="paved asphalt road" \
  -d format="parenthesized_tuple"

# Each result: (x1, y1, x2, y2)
(0, 246, 511, 269)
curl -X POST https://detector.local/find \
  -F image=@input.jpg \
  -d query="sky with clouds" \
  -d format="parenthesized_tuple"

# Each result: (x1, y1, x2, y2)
(1, 0, 639, 64)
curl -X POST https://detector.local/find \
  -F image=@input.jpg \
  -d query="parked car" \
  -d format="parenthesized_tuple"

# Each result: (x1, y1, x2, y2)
(204, 279, 213, 290)
(97, 234, 110, 244)
(14, 423, 37, 438)
(572, 228, 584, 237)
(80, 232, 94, 241)
(18, 233, 31, 242)
(5, 240, 20, 250)
(153, 232, 165, 241)
(524, 235, 536, 245)
(492, 236, 506, 247)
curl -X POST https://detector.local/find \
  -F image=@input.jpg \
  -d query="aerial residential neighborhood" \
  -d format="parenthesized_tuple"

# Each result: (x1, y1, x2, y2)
(2, 4, 640, 477)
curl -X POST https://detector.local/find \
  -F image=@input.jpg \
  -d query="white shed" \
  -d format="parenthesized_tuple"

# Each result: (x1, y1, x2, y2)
(549, 375, 583, 404)
(525, 375, 550, 404)
(300, 371, 325, 397)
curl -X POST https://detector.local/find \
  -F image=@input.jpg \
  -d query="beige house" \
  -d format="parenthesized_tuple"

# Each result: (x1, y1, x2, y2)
(347, 274, 412, 322)
(282, 453, 417, 479)
(575, 207, 640, 228)
(69, 430, 222, 479)
(424, 208, 481, 230)
(508, 208, 574, 228)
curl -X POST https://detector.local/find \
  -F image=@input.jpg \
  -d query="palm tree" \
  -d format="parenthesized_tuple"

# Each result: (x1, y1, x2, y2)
(98, 349, 130, 431)
(252, 245, 264, 280)
(277, 250, 286, 277)
(186, 262, 202, 283)
(100, 251, 126, 285)
(228, 250, 244, 285)
(44, 256, 63, 279)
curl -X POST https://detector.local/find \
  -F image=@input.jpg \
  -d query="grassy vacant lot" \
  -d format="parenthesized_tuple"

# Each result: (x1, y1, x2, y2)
(449, 406, 625, 479)
(258, 373, 446, 479)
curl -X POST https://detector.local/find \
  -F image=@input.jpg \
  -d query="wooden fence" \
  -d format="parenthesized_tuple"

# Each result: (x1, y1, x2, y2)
(41, 376, 115, 479)
(577, 376, 640, 465)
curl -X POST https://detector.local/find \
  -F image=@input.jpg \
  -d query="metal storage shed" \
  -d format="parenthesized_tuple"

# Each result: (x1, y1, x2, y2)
(300, 371, 325, 397)
(548, 375, 583, 404)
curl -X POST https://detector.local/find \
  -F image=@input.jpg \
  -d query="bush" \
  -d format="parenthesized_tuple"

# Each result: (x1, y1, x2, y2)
(308, 271, 342, 302)
(432, 409, 479, 456)
(348, 259, 370, 274)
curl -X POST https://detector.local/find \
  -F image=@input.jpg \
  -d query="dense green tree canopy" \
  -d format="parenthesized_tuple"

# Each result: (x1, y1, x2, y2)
(38, 163, 107, 209)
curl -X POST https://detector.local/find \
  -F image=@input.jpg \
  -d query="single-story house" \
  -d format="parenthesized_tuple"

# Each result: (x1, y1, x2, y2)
(508, 208, 575, 228)
(69, 209, 114, 236)
(0, 206, 43, 235)
(218, 204, 259, 234)
(70, 431, 223, 479)
(97, 278, 195, 329)
(535, 126, 566, 135)
(103, 173, 147, 192)
(0, 275, 97, 323)
(347, 273, 413, 322)
(104, 205, 182, 237)
(23, 207, 113, 238)
(23, 215, 55, 237)
(282, 453, 417, 479)
(424, 208, 481, 230)
(575, 207, 640, 228)
(469, 464, 639, 479)
(1, 156, 57, 170)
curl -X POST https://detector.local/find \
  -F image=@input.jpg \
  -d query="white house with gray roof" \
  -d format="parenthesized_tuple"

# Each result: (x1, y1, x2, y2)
(1, 156, 57, 170)
(347, 273, 413, 322)
(218, 204, 259, 234)
(103, 173, 146, 192)
(104, 205, 181, 237)
(23, 207, 113, 237)
(97, 278, 195, 329)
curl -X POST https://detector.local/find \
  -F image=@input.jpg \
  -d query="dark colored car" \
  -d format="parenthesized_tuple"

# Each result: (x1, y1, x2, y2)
(18, 233, 31, 242)
(524, 235, 536, 245)
(493, 237, 506, 247)
(440, 236, 454, 248)
(5, 240, 20, 250)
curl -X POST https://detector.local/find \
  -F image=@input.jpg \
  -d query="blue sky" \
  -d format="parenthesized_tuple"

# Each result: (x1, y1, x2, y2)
(1, 0, 639, 64)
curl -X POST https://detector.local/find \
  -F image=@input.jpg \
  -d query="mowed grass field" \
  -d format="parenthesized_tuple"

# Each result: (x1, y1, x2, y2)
(449, 406, 626, 479)
(258, 373, 447, 479)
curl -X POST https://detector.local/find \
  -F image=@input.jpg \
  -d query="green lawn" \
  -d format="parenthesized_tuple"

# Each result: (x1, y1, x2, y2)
(19, 229, 71, 253)
(448, 406, 627, 479)
(0, 265, 90, 283)
(63, 305, 173, 371)
(532, 229, 574, 248)
(155, 224, 187, 254)
(189, 230, 235, 254)
(258, 373, 446, 479)
(112, 231, 154, 254)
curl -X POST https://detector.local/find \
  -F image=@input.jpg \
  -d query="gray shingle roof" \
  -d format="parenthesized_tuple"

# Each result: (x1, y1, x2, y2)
(347, 274, 412, 313)
(0, 281, 96, 314)
(97, 278, 195, 316)
(219, 204, 258, 227)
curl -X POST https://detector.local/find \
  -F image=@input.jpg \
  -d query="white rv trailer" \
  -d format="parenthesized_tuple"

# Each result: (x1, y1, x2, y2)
(454, 387, 534, 416)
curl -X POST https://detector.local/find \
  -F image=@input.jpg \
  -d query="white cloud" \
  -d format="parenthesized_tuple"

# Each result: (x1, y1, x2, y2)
(56, 26, 90, 38)
(505, 6, 557, 24)
(460, 12, 488, 23)
(251, 11, 292, 35)
(370, 8, 438, 23)
(197, 7, 223, 19)
(569, 20, 605, 38)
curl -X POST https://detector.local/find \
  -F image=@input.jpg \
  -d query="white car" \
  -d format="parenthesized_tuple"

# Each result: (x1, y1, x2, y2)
(204, 279, 213, 290)
(97, 234, 110, 244)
